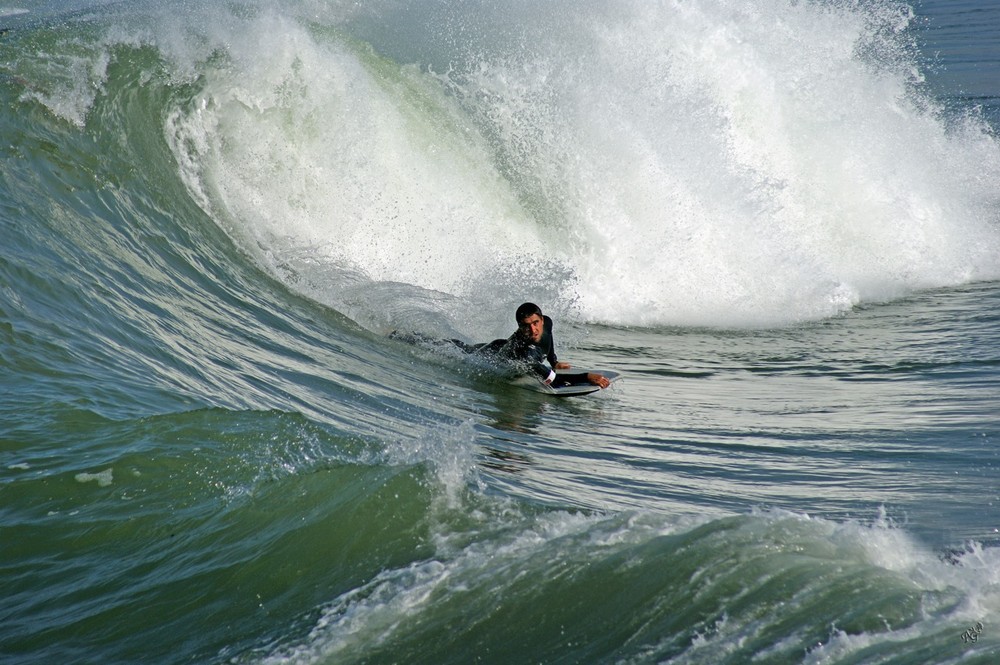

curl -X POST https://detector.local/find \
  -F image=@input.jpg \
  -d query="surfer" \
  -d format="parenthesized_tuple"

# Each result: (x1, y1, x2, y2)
(389, 302, 610, 389)
(449, 302, 611, 390)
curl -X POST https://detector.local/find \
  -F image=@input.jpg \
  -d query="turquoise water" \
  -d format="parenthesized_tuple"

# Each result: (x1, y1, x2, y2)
(2, 0, 1000, 662)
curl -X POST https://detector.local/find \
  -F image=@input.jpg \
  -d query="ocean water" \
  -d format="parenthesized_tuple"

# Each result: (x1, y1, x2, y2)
(2, 0, 999, 663)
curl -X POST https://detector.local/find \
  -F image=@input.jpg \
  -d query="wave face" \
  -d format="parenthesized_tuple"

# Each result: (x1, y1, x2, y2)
(2, 1, 1000, 664)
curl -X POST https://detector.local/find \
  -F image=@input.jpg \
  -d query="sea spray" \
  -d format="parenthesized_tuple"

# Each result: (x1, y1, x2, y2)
(434, 0, 1000, 326)
(6, 0, 1000, 329)
(159, 0, 1000, 328)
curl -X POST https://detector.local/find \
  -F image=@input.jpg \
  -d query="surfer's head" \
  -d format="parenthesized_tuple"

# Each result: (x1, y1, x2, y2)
(516, 302, 545, 343)
(515, 302, 542, 323)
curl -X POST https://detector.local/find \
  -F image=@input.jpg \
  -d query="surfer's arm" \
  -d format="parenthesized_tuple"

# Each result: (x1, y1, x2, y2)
(553, 371, 610, 389)
(530, 363, 558, 386)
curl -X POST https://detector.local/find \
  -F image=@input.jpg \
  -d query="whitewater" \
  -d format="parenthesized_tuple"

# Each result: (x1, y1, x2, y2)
(1, 0, 999, 663)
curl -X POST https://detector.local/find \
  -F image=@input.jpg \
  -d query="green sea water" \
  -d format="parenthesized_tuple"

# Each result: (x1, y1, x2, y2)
(2, 0, 1000, 663)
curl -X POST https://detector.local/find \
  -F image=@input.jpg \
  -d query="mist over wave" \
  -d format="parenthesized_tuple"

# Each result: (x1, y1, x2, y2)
(20, 0, 1000, 332)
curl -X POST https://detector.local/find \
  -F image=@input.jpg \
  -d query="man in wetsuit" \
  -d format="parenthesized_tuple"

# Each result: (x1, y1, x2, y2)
(474, 303, 610, 389)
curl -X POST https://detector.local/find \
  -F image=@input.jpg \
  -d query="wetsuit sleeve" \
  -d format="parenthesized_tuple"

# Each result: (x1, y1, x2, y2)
(520, 339, 556, 384)
(533, 363, 558, 385)
(480, 331, 558, 384)
(551, 372, 591, 387)
(497, 334, 556, 385)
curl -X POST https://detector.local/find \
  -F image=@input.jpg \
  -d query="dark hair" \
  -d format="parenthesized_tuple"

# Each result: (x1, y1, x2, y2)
(515, 302, 542, 323)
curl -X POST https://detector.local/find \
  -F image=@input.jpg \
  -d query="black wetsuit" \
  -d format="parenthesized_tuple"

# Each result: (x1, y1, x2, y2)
(469, 316, 593, 388)
(390, 318, 594, 387)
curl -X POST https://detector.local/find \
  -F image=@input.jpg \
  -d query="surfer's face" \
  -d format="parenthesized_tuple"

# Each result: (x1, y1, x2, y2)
(518, 313, 545, 343)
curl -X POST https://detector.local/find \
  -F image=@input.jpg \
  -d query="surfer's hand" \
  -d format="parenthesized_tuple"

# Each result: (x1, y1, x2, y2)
(587, 373, 610, 389)
(555, 361, 571, 370)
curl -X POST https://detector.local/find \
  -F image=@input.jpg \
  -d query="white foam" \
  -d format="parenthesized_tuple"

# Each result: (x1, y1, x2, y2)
(256, 509, 640, 664)
(254, 506, 1000, 663)
(449, 0, 1000, 326)
(75, 468, 114, 487)
(152, 0, 1000, 328)
(165, 11, 548, 300)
